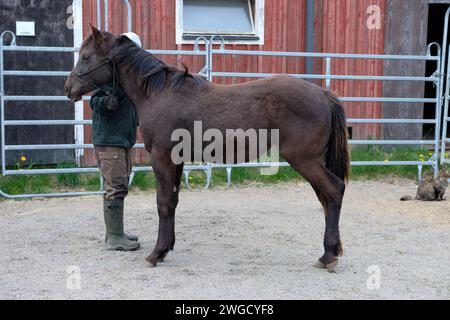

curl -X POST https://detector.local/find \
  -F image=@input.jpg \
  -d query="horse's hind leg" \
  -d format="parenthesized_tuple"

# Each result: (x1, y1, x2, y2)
(170, 164, 184, 251)
(146, 150, 183, 267)
(311, 186, 328, 217)
(287, 159, 345, 273)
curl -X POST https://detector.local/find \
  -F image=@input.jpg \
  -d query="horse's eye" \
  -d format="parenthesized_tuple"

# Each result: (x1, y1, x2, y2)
(82, 53, 89, 60)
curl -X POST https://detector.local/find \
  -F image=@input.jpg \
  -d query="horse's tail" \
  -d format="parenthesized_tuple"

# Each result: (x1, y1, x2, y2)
(324, 91, 351, 183)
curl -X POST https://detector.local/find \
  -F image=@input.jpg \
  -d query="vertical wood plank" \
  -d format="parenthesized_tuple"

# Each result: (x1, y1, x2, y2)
(382, 0, 429, 141)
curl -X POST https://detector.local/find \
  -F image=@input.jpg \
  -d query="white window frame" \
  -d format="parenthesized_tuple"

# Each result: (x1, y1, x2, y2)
(176, 0, 265, 45)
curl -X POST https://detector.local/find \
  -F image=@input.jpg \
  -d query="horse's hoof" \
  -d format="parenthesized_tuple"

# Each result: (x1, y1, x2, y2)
(313, 259, 338, 273)
(326, 261, 338, 273)
(313, 260, 326, 269)
(145, 255, 157, 267)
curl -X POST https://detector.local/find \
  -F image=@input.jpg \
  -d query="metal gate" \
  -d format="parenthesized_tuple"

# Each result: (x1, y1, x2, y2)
(0, 7, 448, 199)
(207, 38, 442, 182)
(0, 31, 211, 199)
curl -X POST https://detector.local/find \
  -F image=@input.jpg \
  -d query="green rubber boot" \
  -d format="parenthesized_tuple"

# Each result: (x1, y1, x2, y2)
(104, 198, 140, 251)
(104, 199, 138, 243)
(105, 232, 138, 243)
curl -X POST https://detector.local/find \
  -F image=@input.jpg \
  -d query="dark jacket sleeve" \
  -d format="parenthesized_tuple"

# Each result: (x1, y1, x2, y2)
(90, 90, 111, 113)
(90, 85, 126, 113)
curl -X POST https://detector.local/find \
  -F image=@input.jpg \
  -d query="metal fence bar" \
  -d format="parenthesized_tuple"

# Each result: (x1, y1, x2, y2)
(3, 95, 437, 103)
(4, 168, 101, 175)
(351, 161, 435, 166)
(0, 31, 15, 177)
(4, 119, 436, 126)
(442, 46, 450, 164)
(347, 119, 436, 124)
(211, 72, 435, 82)
(432, 43, 443, 175)
(4, 46, 439, 60)
(2, 164, 209, 176)
(122, 0, 133, 32)
(340, 97, 436, 103)
(2, 46, 209, 56)
(3, 70, 72, 76)
(212, 49, 440, 61)
(0, 41, 4, 177)
(350, 140, 435, 145)
(3, 159, 437, 177)
(3, 46, 78, 52)
(4, 139, 436, 152)
(4, 96, 89, 101)
(103, 0, 108, 31)
(325, 57, 332, 90)
(148, 49, 208, 56)
(4, 120, 92, 126)
(4, 143, 145, 150)
(209, 161, 435, 168)
(440, 11, 450, 165)
(96, 0, 101, 28)
(101, 0, 132, 32)
(0, 190, 104, 199)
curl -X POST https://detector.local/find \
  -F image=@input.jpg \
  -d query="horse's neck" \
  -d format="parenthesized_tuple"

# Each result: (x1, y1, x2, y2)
(117, 66, 148, 111)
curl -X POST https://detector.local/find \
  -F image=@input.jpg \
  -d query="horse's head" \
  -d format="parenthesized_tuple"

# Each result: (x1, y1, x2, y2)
(64, 25, 116, 102)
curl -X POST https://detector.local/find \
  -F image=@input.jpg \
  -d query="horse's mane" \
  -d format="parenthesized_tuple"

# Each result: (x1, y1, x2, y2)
(110, 35, 207, 94)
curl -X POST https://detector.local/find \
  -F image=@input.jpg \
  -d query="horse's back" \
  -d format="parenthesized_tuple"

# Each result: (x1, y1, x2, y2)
(206, 75, 332, 129)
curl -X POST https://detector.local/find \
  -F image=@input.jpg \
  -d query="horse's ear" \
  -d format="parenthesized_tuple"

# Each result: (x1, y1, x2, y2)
(89, 23, 104, 47)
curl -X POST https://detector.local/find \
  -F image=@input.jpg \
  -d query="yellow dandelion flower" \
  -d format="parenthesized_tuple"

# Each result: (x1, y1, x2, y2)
(20, 156, 27, 162)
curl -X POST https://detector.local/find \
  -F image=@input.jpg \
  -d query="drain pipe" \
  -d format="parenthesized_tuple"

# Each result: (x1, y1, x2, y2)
(305, 0, 315, 77)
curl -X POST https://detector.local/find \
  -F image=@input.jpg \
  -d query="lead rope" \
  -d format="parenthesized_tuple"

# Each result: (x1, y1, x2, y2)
(107, 58, 120, 110)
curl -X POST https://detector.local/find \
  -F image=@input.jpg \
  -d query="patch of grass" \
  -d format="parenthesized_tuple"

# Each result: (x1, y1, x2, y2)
(0, 161, 103, 196)
(0, 175, 29, 195)
(56, 163, 81, 187)
(0, 146, 437, 198)
(0, 174, 53, 195)
(212, 166, 301, 186)
(350, 145, 431, 180)
(129, 171, 157, 191)
(85, 174, 102, 191)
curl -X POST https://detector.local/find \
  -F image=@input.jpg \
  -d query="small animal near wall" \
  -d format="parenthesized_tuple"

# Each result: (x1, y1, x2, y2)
(401, 169, 450, 202)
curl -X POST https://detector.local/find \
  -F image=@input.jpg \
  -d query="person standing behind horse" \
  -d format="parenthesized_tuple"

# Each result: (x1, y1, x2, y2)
(90, 32, 141, 251)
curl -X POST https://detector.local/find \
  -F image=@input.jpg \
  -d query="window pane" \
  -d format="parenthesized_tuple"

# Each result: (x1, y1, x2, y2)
(183, 0, 254, 34)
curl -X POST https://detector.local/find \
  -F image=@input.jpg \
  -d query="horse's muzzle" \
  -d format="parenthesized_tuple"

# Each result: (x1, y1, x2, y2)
(64, 77, 82, 102)
(64, 84, 71, 96)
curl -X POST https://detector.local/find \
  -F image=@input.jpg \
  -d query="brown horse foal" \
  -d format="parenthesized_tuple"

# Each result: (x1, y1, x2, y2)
(65, 26, 350, 273)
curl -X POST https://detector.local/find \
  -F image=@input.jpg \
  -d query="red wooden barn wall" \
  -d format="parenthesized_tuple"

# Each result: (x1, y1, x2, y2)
(317, 0, 386, 140)
(80, 0, 386, 166)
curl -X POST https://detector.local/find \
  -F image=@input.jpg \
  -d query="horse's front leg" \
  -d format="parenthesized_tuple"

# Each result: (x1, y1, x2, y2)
(146, 151, 183, 267)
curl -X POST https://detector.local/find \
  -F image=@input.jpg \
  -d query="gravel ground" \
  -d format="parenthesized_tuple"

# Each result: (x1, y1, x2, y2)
(1, 179, 450, 300)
